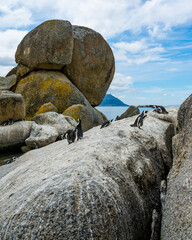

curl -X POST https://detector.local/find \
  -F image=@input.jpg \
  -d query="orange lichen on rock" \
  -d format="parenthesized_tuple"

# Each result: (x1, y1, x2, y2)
(34, 102, 58, 117)
(63, 104, 83, 121)
(15, 71, 89, 119)
(63, 104, 105, 131)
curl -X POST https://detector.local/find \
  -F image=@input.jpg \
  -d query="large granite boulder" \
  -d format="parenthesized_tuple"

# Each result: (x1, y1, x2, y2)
(0, 90, 25, 125)
(0, 121, 32, 152)
(15, 20, 73, 70)
(63, 25, 115, 106)
(34, 112, 77, 135)
(63, 104, 104, 131)
(14, 71, 92, 119)
(161, 95, 192, 240)
(0, 112, 176, 239)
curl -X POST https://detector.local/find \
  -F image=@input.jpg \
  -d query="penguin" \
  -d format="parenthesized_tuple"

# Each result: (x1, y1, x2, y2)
(33, 142, 39, 149)
(130, 110, 148, 129)
(56, 133, 65, 141)
(152, 105, 168, 114)
(160, 180, 167, 210)
(75, 119, 83, 140)
(2, 119, 14, 126)
(5, 156, 17, 164)
(100, 119, 113, 129)
(64, 129, 76, 144)
(115, 115, 120, 121)
(150, 209, 159, 240)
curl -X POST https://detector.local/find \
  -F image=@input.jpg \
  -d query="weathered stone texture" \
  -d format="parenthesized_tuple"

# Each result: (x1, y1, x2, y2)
(15, 20, 73, 70)
(0, 90, 25, 125)
(0, 114, 172, 239)
(14, 71, 90, 119)
(63, 104, 104, 131)
(161, 94, 192, 240)
(34, 112, 77, 134)
(63, 25, 115, 106)
(0, 121, 32, 152)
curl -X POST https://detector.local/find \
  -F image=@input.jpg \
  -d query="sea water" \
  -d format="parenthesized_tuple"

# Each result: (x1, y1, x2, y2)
(96, 106, 153, 120)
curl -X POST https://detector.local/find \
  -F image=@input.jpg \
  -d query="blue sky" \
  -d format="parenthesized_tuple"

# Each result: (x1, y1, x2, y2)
(0, 0, 192, 106)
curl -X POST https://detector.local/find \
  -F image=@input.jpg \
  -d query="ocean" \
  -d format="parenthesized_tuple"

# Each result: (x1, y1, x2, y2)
(96, 106, 153, 120)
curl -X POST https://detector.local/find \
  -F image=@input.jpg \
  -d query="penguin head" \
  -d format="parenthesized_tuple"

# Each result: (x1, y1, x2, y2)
(142, 110, 148, 115)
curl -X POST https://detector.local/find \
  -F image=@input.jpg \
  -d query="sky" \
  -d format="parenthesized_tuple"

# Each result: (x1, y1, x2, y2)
(0, 0, 192, 106)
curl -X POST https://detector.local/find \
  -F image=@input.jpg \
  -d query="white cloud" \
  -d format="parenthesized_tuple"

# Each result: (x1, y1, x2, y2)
(112, 39, 147, 54)
(0, 0, 192, 38)
(113, 39, 165, 64)
(0, 29, 28, 76)
(108, 72, 133, 94)
(0, 65, 16, 77)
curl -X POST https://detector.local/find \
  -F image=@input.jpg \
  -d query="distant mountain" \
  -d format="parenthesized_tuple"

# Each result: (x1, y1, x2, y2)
(99, 94, 129, 106)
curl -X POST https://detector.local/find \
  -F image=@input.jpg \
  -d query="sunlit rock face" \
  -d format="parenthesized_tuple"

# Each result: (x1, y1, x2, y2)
(0, 113, 174, 239)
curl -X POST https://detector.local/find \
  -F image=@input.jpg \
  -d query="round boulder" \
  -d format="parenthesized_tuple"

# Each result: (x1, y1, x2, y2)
(25, 123, 58, 149)
(34, 112, 77, 134)
(15, 71, 91, 120)
(15, 20, 73, 70)
(63, 104, 104, 131)
(63, 25, 115, 106)
(0, 121, 32, 152)
(34, 102, 58, 116)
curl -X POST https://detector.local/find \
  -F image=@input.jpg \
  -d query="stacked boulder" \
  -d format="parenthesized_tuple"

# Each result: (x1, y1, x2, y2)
(12, 20, 114, 129)
(0, 90, 30, 152)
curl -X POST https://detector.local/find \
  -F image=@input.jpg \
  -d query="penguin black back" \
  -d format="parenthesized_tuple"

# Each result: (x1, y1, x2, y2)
(100, 119, 113, 129)
(64, 129, 76, 144)
(75, 119, 83, 140)
(130, 111, 148, 129)
(152, 105, 168, 114)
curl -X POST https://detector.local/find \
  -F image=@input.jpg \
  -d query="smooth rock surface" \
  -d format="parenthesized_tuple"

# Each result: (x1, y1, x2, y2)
(0, 90, 25, 125)
(0, 121, 32, 152)
(0, 113, 173, 239)
(15, 20, 73, 70)
(161, 95, 192, 240)
(34, 112, 77, 134)
(63, 25, 115, 106)
(25, 123, 59, 148)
